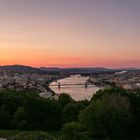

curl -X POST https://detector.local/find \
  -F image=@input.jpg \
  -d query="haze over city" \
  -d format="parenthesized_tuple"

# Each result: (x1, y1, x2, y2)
(0, 0, 140, 68)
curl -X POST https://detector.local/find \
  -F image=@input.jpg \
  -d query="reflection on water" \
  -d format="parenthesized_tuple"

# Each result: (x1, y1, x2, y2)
(49, 75, 101, 101)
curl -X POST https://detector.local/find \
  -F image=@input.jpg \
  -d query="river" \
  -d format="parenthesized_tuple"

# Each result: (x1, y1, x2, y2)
(49, 75, 101, 101)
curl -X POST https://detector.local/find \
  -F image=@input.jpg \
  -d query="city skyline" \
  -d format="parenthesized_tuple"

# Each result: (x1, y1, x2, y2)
(0, 0, 140, 68)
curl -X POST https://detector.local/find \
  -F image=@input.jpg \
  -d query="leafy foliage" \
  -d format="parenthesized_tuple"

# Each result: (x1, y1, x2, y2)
(79, 93, 132, 138)
(60, 122, 89, 140)
(0, 88, 140, 140)
(0, 90, 62, 130)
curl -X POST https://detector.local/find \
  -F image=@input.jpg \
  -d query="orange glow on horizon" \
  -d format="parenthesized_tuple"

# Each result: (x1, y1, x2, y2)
(0, 0, 140, 68)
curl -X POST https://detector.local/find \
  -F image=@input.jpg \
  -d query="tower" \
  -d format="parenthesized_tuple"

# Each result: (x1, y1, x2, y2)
(58, 82, 61, 89)
(3, 70, 7, 78)
(85, 81, 88, 88)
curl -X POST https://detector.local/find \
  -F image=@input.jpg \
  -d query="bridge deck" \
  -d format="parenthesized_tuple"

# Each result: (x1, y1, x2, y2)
(50, 83, 94, 86)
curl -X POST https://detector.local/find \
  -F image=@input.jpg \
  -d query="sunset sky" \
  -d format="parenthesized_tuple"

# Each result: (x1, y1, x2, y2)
(0, 0, 140, 68)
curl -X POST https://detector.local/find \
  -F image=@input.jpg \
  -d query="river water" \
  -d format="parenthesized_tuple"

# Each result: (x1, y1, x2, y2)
(49, 75, 101, 101)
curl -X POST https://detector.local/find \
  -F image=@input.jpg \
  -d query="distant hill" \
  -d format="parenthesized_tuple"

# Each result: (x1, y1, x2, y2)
(39, 67, 116, 74)
(40, 67, 140, 74)
(40, 67, 62, 72)
(62, 67, 113, 73)
(40, 67, 110, 73)
(116, 67, 140, 71)
(0, 65, 139, 74)
(0, 65, 40, 73)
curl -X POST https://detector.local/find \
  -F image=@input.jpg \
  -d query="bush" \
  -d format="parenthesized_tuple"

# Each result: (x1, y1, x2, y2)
(59, 122, 89, 140)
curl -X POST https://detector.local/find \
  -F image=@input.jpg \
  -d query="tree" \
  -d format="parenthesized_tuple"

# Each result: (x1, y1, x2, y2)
(129, 92, 140, 138)
(0, 106, 11, 129)
(62, 102, 87, 123)
(58, 93, 74, 108)
(12, 107, 27, 130)
(79, 93, 132, 139)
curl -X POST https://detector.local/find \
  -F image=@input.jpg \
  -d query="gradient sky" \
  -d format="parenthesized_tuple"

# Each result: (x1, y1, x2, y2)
(0, 0, 140, 68)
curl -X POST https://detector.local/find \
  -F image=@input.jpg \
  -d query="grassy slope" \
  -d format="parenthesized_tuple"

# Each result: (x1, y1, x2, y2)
(0, 130, 61, 139)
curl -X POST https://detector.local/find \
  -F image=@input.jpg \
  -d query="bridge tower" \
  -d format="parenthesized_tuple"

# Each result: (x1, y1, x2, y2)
(3, 70, 7, 78)
(58, 82, 61, 89)
(85, 81, 88, 88)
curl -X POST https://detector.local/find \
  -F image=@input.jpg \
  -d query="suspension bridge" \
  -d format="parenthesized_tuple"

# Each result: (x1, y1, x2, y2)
(49, 82, 94, 88)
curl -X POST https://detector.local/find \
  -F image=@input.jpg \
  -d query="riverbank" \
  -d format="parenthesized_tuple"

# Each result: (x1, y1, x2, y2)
(87, 78, 109, 88)
(40, 75, 70, 99)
